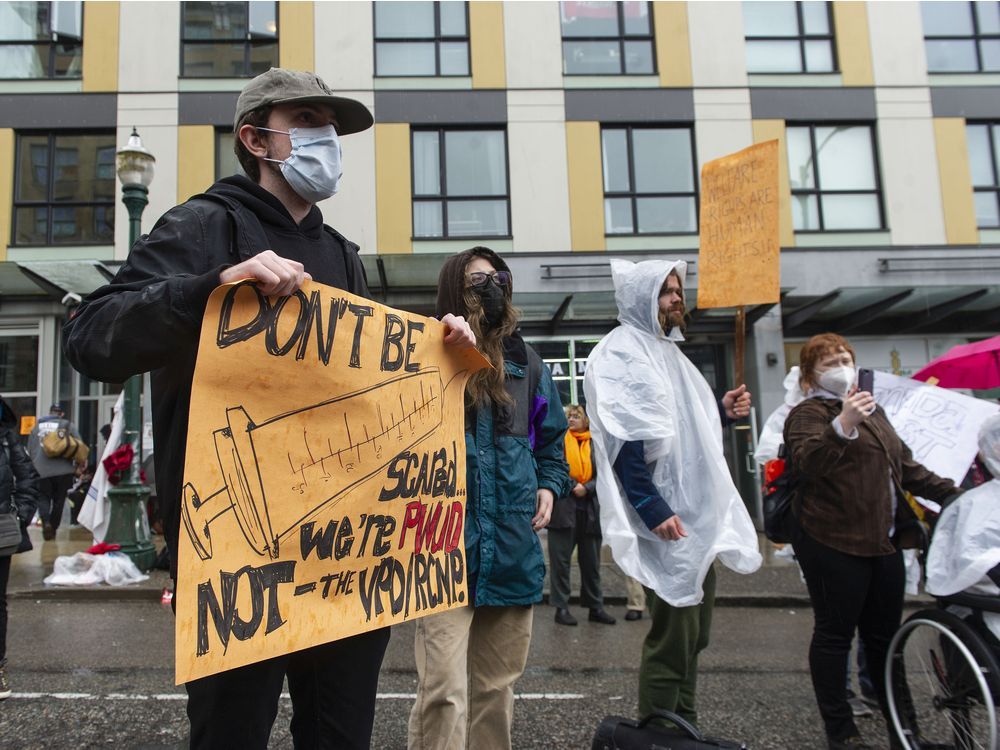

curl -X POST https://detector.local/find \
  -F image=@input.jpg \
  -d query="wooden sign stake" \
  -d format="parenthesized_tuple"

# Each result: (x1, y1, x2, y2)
(734, 305, 746, 386)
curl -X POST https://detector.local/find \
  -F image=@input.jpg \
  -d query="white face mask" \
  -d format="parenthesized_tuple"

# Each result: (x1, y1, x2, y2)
(259, 125, 343, 203)
(817, 365, 856, 397)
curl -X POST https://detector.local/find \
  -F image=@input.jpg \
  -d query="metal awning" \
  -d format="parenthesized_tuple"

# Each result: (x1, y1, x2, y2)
(359, 252, 771, 338)
(3, 260, 120, 302)
(781, 284, 1000, 337)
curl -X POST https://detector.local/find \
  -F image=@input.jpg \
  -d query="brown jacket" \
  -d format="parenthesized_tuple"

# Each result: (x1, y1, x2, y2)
(783, 397, 956, 556)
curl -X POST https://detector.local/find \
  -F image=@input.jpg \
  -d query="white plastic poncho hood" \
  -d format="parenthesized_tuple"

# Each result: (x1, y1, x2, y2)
(926, 413, 1000, 638)
(754, 366, 804, 464)
(584, 259, 761, 606)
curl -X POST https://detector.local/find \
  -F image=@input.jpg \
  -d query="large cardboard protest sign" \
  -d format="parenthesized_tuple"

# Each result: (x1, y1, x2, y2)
(697, 140, 781, 309)
(175, 280, 488, 684)
(874, 371, 999, 485)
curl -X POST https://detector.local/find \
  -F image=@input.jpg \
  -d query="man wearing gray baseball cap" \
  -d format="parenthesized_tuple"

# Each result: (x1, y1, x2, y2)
(64, 68, 475, 750)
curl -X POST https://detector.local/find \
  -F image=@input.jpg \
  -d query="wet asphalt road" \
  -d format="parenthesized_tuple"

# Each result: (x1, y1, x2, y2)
(0, 599, 898, 749)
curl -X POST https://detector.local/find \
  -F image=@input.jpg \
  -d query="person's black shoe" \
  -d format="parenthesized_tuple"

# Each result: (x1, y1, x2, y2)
(554, 608, 578, 626)
(42, 522, 55, 541)
(589, 608, 616, 624)
(625, 609, 643, 621)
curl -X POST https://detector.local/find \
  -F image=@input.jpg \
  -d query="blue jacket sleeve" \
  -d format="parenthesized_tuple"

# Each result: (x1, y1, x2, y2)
(612, 440, 674, 530)
(531, 364, 573, 498)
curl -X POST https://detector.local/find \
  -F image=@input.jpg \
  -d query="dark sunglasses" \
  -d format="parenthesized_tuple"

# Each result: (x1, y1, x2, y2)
(466, 271, 512, 288)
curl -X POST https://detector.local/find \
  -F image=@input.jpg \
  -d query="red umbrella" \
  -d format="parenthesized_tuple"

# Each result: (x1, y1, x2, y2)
(912, 334, 1000, 389)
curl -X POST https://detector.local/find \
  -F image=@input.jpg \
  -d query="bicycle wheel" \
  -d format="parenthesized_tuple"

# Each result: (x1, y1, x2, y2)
(886, 609, 999, 750)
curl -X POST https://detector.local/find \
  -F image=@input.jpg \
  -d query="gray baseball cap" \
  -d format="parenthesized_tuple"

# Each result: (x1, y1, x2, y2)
(234, 68, 373, 135)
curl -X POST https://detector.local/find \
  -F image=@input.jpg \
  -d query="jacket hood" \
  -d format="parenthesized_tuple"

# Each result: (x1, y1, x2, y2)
(610, 258, 687, 341)
(210, 175, 324, 238)
(979, 413, 1000, 478)
(0, 398, 17, 429)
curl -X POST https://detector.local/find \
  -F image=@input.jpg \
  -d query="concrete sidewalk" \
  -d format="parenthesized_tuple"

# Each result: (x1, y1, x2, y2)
(6, 525, 928, 608)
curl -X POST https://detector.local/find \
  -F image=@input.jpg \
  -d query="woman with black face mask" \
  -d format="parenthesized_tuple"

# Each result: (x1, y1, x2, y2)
(408, 247, 572, 750)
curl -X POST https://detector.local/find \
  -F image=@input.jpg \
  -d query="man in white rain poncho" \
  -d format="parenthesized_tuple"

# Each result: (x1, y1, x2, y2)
(926, 413, 1000, 649)
(584, 259, 761, 726)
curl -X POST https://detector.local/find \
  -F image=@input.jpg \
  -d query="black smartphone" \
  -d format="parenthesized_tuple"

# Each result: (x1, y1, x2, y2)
(857, 367, 874, 394)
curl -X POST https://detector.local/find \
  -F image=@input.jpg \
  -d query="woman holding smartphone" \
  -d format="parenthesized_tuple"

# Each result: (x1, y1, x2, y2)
(783, 333, 958, 750)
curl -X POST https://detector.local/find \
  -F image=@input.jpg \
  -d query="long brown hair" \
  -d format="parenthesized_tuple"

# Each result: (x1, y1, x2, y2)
(436, 247, 518, 406)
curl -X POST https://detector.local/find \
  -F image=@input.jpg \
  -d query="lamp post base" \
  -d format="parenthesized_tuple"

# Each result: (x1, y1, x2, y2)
(105, 482, 156, 572)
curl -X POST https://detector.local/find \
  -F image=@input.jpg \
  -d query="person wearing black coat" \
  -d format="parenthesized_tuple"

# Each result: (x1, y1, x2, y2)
(0, 396, 39, 700)
(548, 404, 615, 626)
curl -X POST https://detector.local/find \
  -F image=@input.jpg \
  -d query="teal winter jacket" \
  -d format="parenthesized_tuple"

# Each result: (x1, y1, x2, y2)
(465, 334, 572, 606)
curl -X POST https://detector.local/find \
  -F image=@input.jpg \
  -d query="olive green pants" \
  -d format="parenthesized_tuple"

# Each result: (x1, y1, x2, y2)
(638, 565, 716, 727)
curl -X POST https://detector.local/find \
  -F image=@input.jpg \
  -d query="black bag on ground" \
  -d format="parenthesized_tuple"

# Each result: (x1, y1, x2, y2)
(592, 710, 748, 750)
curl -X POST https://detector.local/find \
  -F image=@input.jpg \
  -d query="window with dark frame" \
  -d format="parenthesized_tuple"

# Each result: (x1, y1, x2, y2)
(922, 1, 1000, 73)
(215, 129, 246, 179)
(411, 128, 510, 239)
(13, 131, 116, 246)
(786, 123, 884, 232)
(560, 1, 655, 76)
(743, 1, 836, 74)
(967, 122, 1000, 228)
(0, 0, 83, 79)
(601, 126, 698, 235)
(374, 1, 469, 77)
(180, 1, 278, 78)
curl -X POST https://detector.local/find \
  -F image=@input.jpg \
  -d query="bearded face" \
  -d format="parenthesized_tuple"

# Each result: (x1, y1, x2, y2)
(657, 273, 686, 332)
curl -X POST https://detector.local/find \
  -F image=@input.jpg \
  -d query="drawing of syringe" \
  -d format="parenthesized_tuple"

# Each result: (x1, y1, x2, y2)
(181, 368, 443, 560)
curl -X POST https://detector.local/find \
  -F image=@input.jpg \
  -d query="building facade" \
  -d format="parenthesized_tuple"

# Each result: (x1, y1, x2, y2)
(1, 0, 998, 517)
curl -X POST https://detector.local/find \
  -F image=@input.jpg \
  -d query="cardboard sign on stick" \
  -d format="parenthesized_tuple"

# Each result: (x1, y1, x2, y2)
(697, 140, 781, 309)
(175, 280, 489, 684)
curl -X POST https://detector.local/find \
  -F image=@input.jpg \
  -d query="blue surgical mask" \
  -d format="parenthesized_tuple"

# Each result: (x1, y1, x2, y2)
(259, 125, 343, 203)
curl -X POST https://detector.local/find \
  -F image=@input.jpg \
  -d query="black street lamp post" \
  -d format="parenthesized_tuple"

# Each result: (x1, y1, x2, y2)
(104, 128, 157, 572)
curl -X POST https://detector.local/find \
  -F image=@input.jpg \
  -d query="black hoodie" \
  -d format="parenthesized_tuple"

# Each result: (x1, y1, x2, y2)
(63, 176, 369, 577)
(0, 398, 38, 530)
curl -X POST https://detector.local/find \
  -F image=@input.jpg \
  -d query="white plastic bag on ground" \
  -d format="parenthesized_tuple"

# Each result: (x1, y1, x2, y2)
(44, 551, 149, 586)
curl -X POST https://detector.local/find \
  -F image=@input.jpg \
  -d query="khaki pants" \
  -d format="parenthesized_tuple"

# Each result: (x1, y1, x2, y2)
(625, 574, 646, 612)
(408, 604, 534, 750)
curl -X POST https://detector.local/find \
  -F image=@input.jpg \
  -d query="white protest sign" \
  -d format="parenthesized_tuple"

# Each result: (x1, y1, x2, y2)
(873, 371, 999, 485)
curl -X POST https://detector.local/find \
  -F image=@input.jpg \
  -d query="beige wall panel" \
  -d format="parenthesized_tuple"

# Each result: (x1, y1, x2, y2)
(176, 126, 215, 204)
(832, 1, 873, 86)
(316, 1, 374, 90)
(279, 1, 315, 72)
(876, 89, 946, 245)
(752, 120, 794, 247)
(320, 93, 377, 253)
(933, 118, 979, 245)
(0, 129, 12, 261)
(470, 2, 506, 89)
(82, 1, 119, 92)
(508, 91, 571, 252)
(687, 1, 747, 87)
(504, 2, 563, 89)
(375, 123, 412, 254)
(114, 94, 180, 259)
(867, 1, 929, 86)
(653, 1, 692, 87)
(565, 122, 606, 252)
(118, 2, 179, 92)
(694, 89, 754, 165)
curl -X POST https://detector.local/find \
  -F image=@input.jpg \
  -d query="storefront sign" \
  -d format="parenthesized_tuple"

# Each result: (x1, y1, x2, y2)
(175, 280, 488, 684)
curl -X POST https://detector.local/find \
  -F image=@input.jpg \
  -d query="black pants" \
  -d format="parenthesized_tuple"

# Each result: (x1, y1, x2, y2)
(37, 474, 74, 532)
(185, 626, 391, 749)
(0, 553, 9, 662)
(793, 528, 905, 742)
(547, 509, 603, 609)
